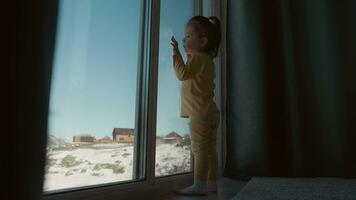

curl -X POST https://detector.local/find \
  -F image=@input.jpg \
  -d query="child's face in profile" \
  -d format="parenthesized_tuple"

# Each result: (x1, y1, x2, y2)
(183, 24, 207, 55)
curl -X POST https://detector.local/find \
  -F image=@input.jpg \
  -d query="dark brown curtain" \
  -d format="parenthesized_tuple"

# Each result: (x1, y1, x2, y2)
(225, 0, 356, 179)
(6, 1, 58, 199)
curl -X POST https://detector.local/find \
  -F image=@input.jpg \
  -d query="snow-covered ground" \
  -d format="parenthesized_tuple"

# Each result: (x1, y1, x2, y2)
(43, 143, 191, 192)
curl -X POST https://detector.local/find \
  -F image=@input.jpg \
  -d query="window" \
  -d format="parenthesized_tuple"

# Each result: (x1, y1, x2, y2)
(44, 0, 141, 192)
(203, 0, 213, 17)
(155, 0, 194, 177)
(44, 0, 222, 196)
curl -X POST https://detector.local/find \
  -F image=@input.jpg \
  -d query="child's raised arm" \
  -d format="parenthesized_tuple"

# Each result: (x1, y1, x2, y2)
(172, 53, 203, 81)
(170, 35, 202, 81)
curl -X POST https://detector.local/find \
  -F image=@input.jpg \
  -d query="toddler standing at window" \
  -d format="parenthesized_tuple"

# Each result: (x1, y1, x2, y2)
(171, 16, 221, 196)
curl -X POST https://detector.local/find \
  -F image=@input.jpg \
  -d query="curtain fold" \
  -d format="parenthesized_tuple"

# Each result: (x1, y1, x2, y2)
(225, 0, 356, 179)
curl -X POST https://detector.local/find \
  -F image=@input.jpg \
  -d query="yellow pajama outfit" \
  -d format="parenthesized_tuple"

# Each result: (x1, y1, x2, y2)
(173, 52, 220, 181)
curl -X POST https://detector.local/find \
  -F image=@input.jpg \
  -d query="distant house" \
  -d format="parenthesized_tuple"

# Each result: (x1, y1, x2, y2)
(156, 135, 165, 145)
(73, 134, 95, 145)
(98, 136, 113, 144)
(162, 131, 183, 143)
(112, 128, 134, 143)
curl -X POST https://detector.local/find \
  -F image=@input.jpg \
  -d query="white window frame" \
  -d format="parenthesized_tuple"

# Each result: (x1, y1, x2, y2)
(43, 0, 226, 199)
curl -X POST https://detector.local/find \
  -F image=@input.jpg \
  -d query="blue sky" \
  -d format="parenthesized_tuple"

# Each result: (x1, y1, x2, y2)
(48, 0, 193, 141)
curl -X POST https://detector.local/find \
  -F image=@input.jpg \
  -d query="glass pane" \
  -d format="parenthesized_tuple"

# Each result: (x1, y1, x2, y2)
(203, 0, 213, 17)
(44, 0, 141, 192)
(155, 0, 193, 177)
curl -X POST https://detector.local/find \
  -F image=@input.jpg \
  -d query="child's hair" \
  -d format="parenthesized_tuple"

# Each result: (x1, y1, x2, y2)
(187, 16, 221, 57)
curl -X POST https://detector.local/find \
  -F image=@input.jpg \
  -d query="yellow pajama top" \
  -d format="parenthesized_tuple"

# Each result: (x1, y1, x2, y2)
(172, 52, 219, 120)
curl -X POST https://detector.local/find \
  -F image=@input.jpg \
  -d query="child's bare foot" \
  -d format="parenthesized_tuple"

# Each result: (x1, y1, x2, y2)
(174, 181, 207, 196)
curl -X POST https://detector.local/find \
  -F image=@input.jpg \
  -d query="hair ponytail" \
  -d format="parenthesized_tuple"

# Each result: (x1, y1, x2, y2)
(208, 16, 221, 57)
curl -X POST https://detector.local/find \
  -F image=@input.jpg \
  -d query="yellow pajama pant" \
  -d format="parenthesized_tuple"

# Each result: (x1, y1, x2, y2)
(189, 112, 220, 181)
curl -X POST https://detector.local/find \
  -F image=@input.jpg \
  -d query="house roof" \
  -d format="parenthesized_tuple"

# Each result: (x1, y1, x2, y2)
(165, 131, 182, 138)
(112, 128, 134, 135)
(163, 137, 178, 140)
(73, 134, 94, 138)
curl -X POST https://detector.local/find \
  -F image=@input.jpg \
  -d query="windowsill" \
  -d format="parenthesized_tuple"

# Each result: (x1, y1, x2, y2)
(43, 172, 193, 200)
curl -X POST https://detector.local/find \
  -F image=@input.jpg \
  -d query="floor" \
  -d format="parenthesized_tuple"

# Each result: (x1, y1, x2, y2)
(171, 178, 248, 200)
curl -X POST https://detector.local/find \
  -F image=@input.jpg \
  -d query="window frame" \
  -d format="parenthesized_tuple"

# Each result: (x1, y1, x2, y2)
(43, 0, 226, 199)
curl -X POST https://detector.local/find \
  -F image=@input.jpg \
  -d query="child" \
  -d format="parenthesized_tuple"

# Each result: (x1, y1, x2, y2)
(170, 16, 221, 196)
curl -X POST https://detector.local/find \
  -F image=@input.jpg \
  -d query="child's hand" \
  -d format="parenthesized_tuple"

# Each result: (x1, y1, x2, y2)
(187, 54, 192, 61)
(170, 36, 180, 56)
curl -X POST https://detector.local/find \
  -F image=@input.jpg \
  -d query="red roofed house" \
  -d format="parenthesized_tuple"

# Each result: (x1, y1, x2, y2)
(73, 134, 95, 146)
(162, 131, 183, 143)
(112, 128, 134, 143)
